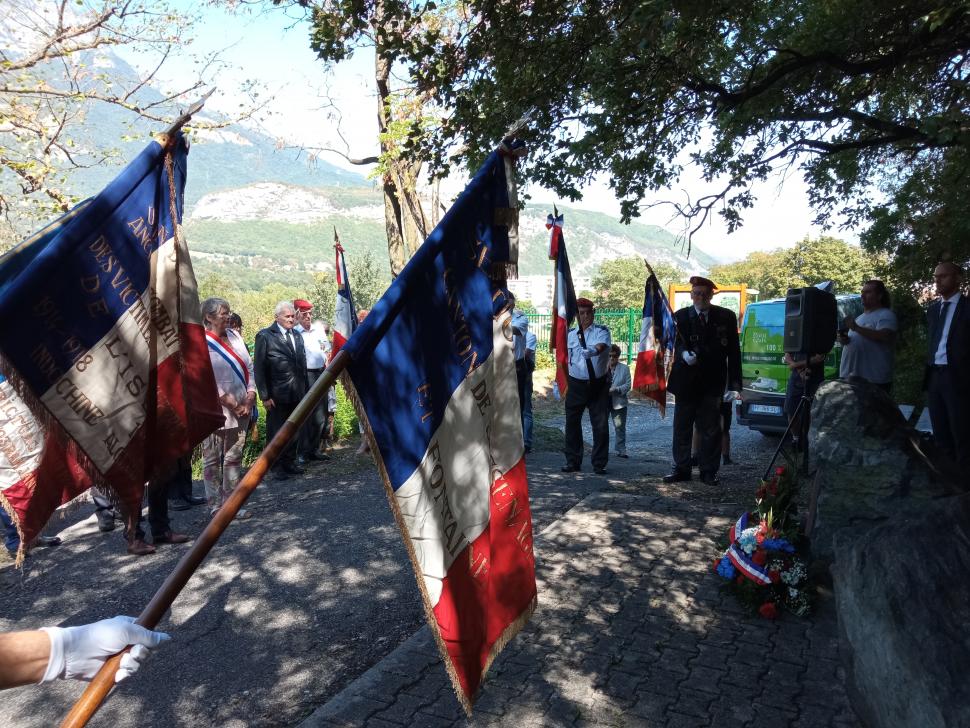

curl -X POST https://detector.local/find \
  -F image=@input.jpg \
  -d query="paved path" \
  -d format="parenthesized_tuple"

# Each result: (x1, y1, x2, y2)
(2, 399, 859, 727)
(0, 451, 603, 727)
(299, 450, 859, 728)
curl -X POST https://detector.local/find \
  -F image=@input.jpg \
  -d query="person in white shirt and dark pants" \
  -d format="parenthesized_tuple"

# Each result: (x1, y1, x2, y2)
(293, 299, 331, 464)
(562, 298, 612, 474)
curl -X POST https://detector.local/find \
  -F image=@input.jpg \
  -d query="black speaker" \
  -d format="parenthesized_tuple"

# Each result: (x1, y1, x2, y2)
(783, 287, 837, 354)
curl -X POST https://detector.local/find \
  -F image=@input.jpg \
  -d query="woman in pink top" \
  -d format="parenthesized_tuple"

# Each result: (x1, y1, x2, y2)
(201, 298, 256, 518)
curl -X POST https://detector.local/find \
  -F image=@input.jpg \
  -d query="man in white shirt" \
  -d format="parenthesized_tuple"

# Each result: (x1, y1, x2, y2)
(562, 298, 612, 474)
(924, 262, 970, 468)
(838, 279, 897, 392)
(294, 299, 331, 464)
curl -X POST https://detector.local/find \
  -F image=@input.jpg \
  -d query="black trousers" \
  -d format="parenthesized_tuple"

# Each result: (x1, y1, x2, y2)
(129, 470, 175, 541)
(564, 375, 610, 470)
(927, 366, 970, 469)
(672, 394, 722, 475)
(299, 369, 328, 456)
(267, 400, 300, 468)
(165, 455, 194, 500)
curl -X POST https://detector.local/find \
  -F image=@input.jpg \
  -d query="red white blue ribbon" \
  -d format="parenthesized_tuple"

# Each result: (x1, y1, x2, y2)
(727, 543, 773, 585)
(729, 512, 749, 543)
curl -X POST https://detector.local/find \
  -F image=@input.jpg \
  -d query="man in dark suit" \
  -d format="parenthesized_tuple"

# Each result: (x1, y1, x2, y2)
(925, 261, 970, 469)
(664, 276, 741, 486)
(255, 301, 308, 478)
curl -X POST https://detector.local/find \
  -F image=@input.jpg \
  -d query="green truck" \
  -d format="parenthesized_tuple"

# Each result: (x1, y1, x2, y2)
(736, 294, 863, 434)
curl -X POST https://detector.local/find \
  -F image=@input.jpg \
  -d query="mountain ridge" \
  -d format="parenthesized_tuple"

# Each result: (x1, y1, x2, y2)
(183, 181, 715, 284)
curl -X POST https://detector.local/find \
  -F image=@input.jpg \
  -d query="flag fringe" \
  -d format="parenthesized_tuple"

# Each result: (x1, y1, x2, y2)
(0, 356, 132, 552)
(481, 593, 537, 681)
(340, 371, 476, 717)
(0, 490, 26, 567)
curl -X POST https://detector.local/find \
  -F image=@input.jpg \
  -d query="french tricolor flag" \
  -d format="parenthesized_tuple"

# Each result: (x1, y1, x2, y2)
(633, 265, 677, 417)
(0, 132, 223, 558)
(331, 235, 357, 358)
(547, 213, 578, 397)
(341, 146, 536, 712)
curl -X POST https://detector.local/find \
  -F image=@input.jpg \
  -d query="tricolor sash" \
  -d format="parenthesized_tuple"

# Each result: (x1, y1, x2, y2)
(206, 330, 249, 388)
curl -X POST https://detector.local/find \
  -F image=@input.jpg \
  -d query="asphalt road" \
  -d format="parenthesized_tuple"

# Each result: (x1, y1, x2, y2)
(0, 398, 776, 727)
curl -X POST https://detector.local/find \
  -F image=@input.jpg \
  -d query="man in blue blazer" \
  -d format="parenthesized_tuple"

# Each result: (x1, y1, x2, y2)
(925, 262, 970, 469)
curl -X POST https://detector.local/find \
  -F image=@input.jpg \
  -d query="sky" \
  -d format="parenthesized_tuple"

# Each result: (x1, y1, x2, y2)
(141, 1, 846, 264)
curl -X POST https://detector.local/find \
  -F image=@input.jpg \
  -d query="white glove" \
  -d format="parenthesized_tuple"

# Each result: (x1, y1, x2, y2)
(723, 390, 739, 403)
(41, 616, 171, 684)
(682, 350, 698, 366)
(581, 348, 594, 361)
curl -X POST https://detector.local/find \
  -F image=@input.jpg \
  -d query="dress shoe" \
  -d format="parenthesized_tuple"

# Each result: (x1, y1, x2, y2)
(153, 531, 190, 545)
(594, 468, 608, 475)
(700, 472, 720, 486)
(96, 509, 117, 532)
(170, 495, 205, 510)
(616, 453, 629, 459)
(662, 470, 692, 483)
(561, 465, 581, 473)
(127, 539, 156, 556)
(308, 452, 331, 462)
(281, 463, 304, 476)
(32, 535, 61, 548)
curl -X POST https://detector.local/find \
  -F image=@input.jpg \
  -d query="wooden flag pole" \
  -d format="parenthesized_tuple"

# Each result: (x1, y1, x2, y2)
(59, 350, 352, 728)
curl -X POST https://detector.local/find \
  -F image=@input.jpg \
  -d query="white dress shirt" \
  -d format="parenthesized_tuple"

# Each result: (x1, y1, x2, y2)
(567, 324, 611, 379)
(511, 310, 529, 362)
(934, 292, 962, 365)
(296, 322, 330, 369)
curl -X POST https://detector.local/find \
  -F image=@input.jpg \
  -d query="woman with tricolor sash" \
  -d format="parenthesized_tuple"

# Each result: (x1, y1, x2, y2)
(201, 298, 256, 519)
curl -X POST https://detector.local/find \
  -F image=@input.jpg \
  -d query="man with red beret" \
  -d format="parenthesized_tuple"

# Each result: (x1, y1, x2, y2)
(294, 299, 332, 465)
(664, 276, 741, 486)
(562, 297, 612, 474)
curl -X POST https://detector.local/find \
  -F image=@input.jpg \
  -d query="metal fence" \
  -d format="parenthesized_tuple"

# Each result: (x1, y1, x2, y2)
(527, 308, 640, 365)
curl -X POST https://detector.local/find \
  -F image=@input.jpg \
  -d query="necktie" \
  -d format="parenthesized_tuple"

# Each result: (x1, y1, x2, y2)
(930, 301, 951, 356)
(700, 311, 708, 326)
(285, 329, 295, 350)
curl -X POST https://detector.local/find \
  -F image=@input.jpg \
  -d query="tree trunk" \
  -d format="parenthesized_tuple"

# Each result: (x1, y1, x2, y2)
(374, 15, 427, 277)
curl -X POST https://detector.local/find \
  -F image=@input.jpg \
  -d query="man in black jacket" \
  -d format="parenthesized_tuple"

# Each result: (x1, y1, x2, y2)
(664, 277, 741, 486)
(255, 301, 308, 478)
(925, 261, 970, 469)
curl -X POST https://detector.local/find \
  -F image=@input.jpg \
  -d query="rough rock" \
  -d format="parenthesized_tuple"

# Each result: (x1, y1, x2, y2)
(833, 493, 970, 728)
(808, 379, 964, 561)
